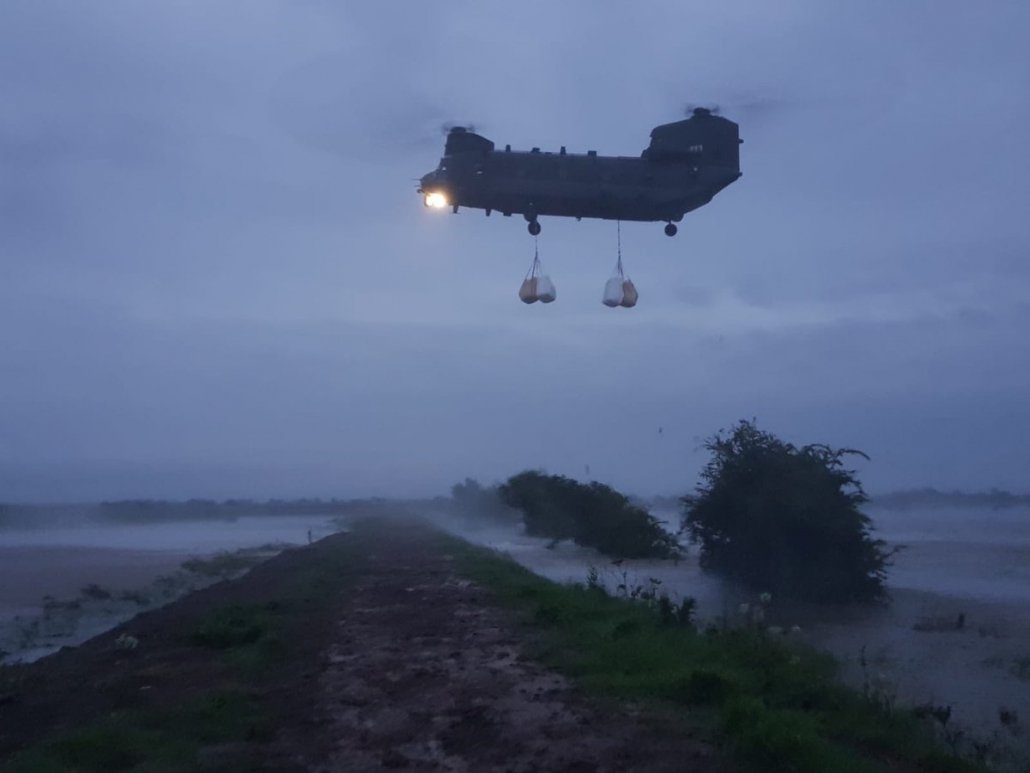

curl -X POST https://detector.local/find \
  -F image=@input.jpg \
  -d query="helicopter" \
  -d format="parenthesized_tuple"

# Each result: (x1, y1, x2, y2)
(417, 107, 741, 236)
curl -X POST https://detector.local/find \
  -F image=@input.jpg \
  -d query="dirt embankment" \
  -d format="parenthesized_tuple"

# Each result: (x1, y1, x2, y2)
(0, 518, 717, 772)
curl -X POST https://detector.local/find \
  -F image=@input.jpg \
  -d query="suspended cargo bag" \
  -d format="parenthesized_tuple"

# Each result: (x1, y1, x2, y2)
(520, 242, 556, 304)
(620, 279, 639, 308)
(536, 274, 556, 303)
(519, 276, 538, 304)
(604, 221, 635, 308)
(603, 275, 624, 307)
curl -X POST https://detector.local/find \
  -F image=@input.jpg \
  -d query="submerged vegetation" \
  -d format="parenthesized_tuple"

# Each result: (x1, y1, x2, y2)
(682, 420, 891, 603)
(181, 544, 286, 579)
(499, 470, 680, 559)
(0, 546, 286, 664)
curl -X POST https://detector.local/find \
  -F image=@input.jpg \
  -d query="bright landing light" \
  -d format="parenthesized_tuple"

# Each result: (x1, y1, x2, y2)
(424, 191, 448, 209)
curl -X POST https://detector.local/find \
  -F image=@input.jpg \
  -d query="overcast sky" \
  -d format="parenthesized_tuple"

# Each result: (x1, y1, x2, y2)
(2, 1, 1029, 502)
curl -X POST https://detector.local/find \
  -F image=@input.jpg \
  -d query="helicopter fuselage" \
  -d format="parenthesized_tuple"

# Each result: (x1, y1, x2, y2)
(418, 109, 741, 235)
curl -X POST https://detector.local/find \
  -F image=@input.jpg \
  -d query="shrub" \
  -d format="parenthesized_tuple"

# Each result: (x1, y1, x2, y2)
(499, 471, 680, 559)
(682, 420, 890, 603)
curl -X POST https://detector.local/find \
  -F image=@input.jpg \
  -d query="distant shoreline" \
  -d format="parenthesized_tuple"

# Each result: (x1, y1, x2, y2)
(646, 488, 1030, 512)
(0, 498, 402, 529)
(868, 488, 1030, 510)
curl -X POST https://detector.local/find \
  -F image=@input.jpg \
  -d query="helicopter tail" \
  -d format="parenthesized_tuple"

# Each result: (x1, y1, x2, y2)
(645, 109, 740, 172)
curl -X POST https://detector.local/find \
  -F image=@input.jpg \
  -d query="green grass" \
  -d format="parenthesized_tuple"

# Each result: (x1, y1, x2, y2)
(189, 600, 295, 679)
(191, 602, 281, 650)
(3, 690, 267, 773)
(442, 532, 984, 773)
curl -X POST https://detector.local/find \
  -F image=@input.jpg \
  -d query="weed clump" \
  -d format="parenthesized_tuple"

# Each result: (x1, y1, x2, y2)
(656, 594, 696, 627)
(191, 604, 274, 649)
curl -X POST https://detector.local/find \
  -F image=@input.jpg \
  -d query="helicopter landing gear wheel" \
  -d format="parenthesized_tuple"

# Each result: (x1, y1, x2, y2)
(528, 220, 541, 236)
(664, 222, 678, 237)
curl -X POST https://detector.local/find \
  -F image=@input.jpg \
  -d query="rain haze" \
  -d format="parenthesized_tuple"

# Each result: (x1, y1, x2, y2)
(2, 1, 1029, 503)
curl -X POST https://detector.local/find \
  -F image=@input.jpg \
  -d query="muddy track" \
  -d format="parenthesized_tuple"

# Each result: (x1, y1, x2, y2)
(288, 523, 718, 772)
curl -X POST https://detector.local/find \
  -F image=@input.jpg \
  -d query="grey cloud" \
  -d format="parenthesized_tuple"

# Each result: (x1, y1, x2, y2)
(2, 1, 1029, 501)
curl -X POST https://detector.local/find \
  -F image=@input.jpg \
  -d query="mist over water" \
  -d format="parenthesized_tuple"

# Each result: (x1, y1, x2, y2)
(0, 514, 339, 553)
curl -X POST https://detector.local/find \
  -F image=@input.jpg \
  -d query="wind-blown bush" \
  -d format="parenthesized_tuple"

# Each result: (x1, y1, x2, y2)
(682, 420, 890, 603)
(499, 471, 680, 559)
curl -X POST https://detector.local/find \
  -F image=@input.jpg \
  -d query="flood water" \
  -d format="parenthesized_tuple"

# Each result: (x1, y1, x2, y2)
(0, 514, 340, 662)
(0, 514, 341, 554)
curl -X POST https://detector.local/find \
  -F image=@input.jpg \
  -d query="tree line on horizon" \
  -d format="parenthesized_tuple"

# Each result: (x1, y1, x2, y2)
(0, 497, 392, 527)
(870, 487, 1030, 510)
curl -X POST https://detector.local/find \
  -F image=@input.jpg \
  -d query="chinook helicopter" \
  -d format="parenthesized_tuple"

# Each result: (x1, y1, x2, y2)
(417, 107, 741, 236)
